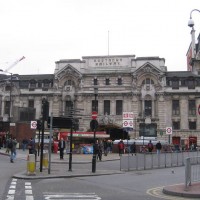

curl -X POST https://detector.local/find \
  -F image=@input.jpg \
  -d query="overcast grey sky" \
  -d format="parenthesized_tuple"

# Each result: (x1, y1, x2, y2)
(0, 0, 199, 75)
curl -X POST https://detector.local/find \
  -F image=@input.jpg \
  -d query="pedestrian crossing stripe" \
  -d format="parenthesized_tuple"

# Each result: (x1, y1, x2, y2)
(43, 192, 101, 200)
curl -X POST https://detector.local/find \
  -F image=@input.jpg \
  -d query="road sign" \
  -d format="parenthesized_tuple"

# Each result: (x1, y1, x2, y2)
(123, 120, 133, 128)
(166, 127, 172, 135)
(92, 111, 98, 119)
(30, 121, 37, 129)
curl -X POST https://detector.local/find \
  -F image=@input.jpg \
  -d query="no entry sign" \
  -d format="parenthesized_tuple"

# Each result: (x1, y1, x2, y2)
(92, 111, 98, 119)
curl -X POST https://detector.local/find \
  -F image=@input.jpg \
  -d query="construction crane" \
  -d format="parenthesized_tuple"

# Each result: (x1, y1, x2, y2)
(4, 56, 25, 72)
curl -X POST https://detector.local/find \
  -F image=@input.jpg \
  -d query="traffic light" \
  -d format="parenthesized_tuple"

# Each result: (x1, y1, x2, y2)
(37, 120, 42, 130)
(42, 99, 49, 121)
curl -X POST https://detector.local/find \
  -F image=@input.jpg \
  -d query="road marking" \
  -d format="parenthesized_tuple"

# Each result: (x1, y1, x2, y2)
(147, 186, 195, 200)
(43, 192, 101, 200)
(6, 178, 17, 200)
(25, 182, 34, 200)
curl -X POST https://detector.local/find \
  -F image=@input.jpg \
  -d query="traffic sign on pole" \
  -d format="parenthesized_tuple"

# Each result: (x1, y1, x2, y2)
(92, 111, 98, 119)
(30, 121, 37, 129)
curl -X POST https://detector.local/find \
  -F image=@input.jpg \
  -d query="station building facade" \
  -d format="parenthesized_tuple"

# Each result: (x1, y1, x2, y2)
(0, 53, 200, 148)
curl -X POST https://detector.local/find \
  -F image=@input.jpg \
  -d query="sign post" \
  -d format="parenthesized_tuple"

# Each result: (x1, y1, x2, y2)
(166, 127, 172, 144)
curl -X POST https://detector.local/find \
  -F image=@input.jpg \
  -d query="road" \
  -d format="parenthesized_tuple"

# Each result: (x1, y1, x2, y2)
(1, 155, 194, 200)
(0, 154, 26, 200)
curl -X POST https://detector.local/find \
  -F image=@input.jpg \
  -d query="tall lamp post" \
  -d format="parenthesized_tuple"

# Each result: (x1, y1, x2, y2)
(0, 70, 13, 137)
(91, 86, 98, 173)
(188, 9, 200, 60)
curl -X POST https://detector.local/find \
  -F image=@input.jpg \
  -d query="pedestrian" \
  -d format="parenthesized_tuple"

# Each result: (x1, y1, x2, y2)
(28, 138, 36, 154)
(5, 138, 10, 153)
(58, 138, 65, 159)
(94, 140, 102, 161)
(7, 137, 14, 163)
(130, 142, 136, 156)
(22, 138, 28, 151)
(12, 138, 18, 159)
(103, 139, 108, 156)
(118, 140, 125, 156)
(147, 140, 154, 153)
(156, 141, 162, 154)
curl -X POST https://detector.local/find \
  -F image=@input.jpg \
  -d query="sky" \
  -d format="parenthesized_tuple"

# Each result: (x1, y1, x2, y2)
(0, 0, 199, 75)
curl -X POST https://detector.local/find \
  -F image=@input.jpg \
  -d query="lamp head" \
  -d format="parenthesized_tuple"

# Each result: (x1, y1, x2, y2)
(188, 18, 194, 28)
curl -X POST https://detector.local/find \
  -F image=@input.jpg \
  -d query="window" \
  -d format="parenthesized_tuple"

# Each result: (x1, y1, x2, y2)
(29, 80, 36, 88)
(92, 100, 98, 112)
(188, 100, 196, 115)
(173, 121, 180, 130)
(104, 100, 110, 115)
(172, 100, 180, 115)
(94, 78, 98, 85)
(188, 79, 195, 89)
(139, 123, 157, 137)
(28, 100, 34, 108)
(189, 121, 196, 130)
(5, 85, 11, 91)
(19, 107, 35, 121)
(144, 100, 152, 116)
(118, 78, 122, 85)
(116, 100, 123, 115)
(4, 101, 10, 115)
(172, 80, 179, 89)
(105, 78, 110, 85)
(65, 101, 73, 116)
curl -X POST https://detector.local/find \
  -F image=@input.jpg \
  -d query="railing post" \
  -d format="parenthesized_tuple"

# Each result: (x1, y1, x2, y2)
(185, 157, 191, 190)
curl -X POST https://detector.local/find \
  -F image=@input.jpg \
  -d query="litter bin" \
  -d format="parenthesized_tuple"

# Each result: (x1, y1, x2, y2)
(53, 141, 59, 153)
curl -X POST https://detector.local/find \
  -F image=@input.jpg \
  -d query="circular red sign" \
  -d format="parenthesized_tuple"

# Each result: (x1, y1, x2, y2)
(92, 111, 98, 119)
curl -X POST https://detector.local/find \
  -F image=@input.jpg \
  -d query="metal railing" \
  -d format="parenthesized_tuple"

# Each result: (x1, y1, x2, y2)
(120, 150, 200, 171)
(185, 156, 200, 190)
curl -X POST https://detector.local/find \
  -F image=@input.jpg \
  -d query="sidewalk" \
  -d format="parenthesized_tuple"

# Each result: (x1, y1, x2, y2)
(0, 148, 123, 180)
(1, 148, 200, 198)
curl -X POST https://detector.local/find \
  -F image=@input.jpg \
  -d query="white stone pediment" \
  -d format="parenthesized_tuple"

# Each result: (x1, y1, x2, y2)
(133, 62, 164, 77)
(55, 64, 82, 80)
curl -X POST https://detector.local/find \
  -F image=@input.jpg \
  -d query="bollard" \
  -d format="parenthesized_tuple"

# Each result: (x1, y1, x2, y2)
(27, 154, 36, 175)
(43, 151, 48, 169)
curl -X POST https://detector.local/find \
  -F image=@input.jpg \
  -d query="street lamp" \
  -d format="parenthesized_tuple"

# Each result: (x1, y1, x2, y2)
(0, 69, 13, 136)
(91, 86, 98, 173)
(188, 9, 200, 59)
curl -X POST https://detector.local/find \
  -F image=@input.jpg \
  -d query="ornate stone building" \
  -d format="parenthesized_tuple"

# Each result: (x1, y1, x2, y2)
(0, 53, 200, 148)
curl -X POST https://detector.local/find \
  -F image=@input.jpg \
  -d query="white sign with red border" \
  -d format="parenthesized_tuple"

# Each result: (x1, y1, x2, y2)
(166, 127, 172, 135)
(123, 112, 134, 128)
(31, 121, 37, 129)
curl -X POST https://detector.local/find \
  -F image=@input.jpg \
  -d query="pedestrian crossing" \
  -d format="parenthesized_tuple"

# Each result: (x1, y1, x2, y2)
(5, 179, 101, 200)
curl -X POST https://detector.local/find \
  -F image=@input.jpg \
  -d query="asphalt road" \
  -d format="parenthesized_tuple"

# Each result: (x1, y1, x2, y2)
(2, 156, 192, 200)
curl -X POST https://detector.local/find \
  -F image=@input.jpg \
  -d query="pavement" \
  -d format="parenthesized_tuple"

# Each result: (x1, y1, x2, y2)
(0, 148, 200, 198)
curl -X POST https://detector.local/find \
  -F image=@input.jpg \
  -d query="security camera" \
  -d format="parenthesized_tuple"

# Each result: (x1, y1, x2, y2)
(188, 19, 194, 27)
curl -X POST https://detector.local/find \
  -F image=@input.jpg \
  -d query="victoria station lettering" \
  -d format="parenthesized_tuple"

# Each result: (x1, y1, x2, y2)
(94, 58, 122, 66)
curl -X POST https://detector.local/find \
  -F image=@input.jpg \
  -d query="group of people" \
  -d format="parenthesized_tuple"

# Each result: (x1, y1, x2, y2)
(117, 139, 163, 155)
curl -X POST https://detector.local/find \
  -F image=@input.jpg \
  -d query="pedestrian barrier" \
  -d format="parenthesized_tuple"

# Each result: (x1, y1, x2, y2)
(43, 151, 48, 169)
(185, 156, 200, 190)
(27, 154, 36, 175)
(120, 150, 200, 171)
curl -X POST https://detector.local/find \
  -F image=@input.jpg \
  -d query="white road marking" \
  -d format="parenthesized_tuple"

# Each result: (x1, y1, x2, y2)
(25, 182, 34, 199)
(43, 192, 101, 200)
(147, 186, 196, 200)
(6, 179, 17, 200)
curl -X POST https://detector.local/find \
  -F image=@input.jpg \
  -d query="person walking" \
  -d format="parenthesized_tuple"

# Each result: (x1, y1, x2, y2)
(103, 139, 108, 156)
(12, 138, 18, 160)
(22, 138, 28, 151)
(58, 138, 65, 159)
(28, 138, 36, 154)
(130, 142, 136, 156)
(118, 140, 125, 156)
(147, 140, 154, 153)
(94, 140, 102, 161)
(156, 141, 162, 154)
(7, 137, 14, 163)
